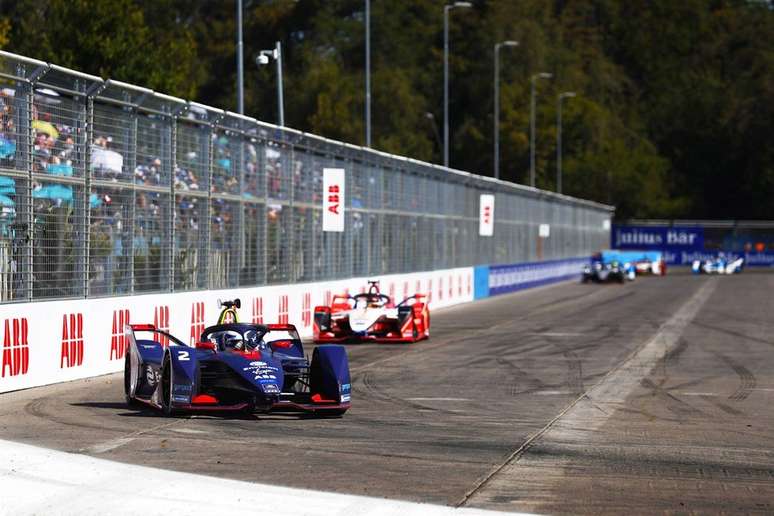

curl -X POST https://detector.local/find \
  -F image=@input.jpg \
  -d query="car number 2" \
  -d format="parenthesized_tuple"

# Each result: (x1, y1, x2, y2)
(177, 350, 190, 361)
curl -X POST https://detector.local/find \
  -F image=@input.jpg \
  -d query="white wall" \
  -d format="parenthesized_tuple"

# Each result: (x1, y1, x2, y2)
(0, 267, 473, 394)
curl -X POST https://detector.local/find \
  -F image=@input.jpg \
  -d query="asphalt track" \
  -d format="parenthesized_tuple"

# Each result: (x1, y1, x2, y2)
(1, 271, 773, 514)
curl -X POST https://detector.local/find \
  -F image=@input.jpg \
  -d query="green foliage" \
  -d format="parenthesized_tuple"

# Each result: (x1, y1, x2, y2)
(1, 0, 771, 219)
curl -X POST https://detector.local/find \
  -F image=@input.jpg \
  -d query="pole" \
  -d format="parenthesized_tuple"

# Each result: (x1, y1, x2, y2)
(494, 44, 499, 179)
(443, 5, 450, 168)
(365, 0, 371, 147)
(530, 76, 536, 187)
(276, 41, 284, 126)
(237, 0, 244, 115)
(557, 96, 562, 194)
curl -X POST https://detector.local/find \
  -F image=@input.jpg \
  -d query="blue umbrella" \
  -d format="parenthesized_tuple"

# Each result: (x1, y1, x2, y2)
(0, 193, 14, 206)
(46, 163, 74, 176)
(0, 137, 15, 159)
(33, 184, 73, 202)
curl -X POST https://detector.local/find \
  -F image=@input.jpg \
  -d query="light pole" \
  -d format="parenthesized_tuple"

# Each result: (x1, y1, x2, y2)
(443, 1, 472, 168)
(236, 0, 244, 114)
(425, 112, 442, 162)
(556, 91, 576, 194)
(493, 40, 518, 180)
(256, 42, 284, 126)
(365, 0, 371, 147)
(529, 72, 552, 187)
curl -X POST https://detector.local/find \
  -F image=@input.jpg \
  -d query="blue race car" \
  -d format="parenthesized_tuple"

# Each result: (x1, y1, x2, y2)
(124, 322, 350, 417)
(582, 258, 630, 284)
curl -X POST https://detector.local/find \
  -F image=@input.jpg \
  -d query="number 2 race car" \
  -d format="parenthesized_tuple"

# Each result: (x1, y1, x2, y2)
(124, 319, 351, 417)
(313, 281, 430, 343)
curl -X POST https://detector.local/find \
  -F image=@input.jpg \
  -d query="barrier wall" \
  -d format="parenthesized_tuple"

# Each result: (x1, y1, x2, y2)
(473, 257, 587, 299)
(0, 267, 473, 393)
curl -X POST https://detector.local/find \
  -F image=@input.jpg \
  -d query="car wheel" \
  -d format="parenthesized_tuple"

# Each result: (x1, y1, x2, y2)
(160, 355, 176, 417)
(124, 353, 142, 408)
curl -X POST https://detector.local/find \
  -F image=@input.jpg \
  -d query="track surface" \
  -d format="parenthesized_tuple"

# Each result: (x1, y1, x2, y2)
(2, 272, 773, 514)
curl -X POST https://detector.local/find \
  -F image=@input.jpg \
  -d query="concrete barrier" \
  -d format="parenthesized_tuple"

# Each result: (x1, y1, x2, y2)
(0, 267, 473, 394)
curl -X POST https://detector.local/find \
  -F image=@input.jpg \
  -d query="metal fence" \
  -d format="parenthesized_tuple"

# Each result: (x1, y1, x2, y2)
(0, 51, 612, 303)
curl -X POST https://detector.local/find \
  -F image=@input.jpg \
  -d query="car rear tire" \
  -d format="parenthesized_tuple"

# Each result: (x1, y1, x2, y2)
(124, 353, 142, 408)
(160, 355, 177, 417)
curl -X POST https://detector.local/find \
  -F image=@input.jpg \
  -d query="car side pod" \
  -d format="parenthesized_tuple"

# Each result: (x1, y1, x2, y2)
(309, 345, 351, 409)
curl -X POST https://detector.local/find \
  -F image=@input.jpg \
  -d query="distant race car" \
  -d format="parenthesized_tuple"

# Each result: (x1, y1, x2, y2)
(124, 318, 351, 417)
(582, 259, 630, 284)
(601, 250, 666, 277)
(692, 257, 744, 275)
(314, 280, 429, 343)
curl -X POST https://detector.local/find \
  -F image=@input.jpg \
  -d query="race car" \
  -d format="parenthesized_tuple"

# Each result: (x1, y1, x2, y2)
(313, 280, 429, 343)
(692, 256, 744, 274)
(124, 321, 351, 417)
(582, 259, 630, 284)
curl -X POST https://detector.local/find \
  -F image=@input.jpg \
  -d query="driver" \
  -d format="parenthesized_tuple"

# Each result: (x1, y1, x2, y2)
(221, 332, 245, 352)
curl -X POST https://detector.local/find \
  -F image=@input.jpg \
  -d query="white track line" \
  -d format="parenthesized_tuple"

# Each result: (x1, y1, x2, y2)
(458, 278, 718, 506)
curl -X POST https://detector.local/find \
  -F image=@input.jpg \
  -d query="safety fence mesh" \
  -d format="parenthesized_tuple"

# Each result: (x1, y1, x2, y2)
(0, 51, 612, 302)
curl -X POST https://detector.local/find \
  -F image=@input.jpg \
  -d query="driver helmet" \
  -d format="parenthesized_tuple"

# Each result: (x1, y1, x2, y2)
(222, 332, 244, 351)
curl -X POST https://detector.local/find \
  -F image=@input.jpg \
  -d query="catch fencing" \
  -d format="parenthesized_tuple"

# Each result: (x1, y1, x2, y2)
(0, 50, 612, 303)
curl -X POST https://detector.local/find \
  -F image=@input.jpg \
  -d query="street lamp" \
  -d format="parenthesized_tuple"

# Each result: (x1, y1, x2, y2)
(365, 0, 371, 147)
(556, 91, 576, 194)
(529, 72, 552, 187)
(443, 1, 472, 168)
(236, 0, 244, 114)
(256, 42, 284, 126)
(425, 112, 442, 162)
(493, 40, 518, 180)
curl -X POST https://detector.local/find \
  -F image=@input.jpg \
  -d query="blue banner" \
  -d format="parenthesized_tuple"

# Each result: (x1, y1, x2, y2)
(612, 224, 774, 267)
(488, 258, 588, 296)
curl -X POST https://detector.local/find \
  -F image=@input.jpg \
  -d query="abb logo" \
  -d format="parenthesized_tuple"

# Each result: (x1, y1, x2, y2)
(389, 283, 395, 302)
(1, 318, 28, 377)
(483, 205, 492, 224)
(190, 301, 205, 345)
(252, 297, 263, 324)
(60, 313, 84, 368)
(110, 309, 131, 360)
(427, 279, 433, 302)
(467, 274, 472, 295)
(403, 282, 409, 301)
(278, 295, 289, 324)
(458, 275, 463, 296)
(154, 306, 170, 346)
(327, 184, 341, 215)
(438, 277, 444, 300)
(322, 168, 345, 232)
(302, 293, 311, 327)
(324, 291, 332, 306)
(415, 280, 421, 295)
(449, 275, 453, 298)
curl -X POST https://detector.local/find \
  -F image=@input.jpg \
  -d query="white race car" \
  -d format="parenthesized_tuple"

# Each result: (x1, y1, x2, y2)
(313, 281, 430, 343)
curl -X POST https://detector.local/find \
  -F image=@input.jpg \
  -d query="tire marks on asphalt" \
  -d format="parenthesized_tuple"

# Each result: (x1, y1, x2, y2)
(717, 353, 757, 401)
(457, 277, 718, 508)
